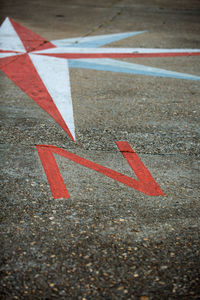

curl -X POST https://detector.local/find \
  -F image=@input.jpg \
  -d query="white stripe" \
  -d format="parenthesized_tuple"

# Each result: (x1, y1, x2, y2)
(51, 33, 137, 46)
(0, 52, 20, 58)
(34, 47, 200, 54)
(0, 17, 26, 52)
(69, 58, 200, 80)
(29, 53, 75, 140)
(50, 31, 146, 47)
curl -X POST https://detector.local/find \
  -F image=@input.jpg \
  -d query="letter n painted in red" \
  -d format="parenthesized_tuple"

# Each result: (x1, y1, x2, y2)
(36, 142, 164, 198)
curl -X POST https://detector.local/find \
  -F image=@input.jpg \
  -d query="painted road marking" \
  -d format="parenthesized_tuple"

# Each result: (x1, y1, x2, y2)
(0, 53, 74, 141)
(0, 17, 26, 52)
(35, 47, 200, 57)
(51, 31, 147, 48)
(68, 58, 200, 80)
(0, 17, 200, 141)
(29, 54, 75, 140)
(9, 18, 55, 52)
(36, 142, 165, 199)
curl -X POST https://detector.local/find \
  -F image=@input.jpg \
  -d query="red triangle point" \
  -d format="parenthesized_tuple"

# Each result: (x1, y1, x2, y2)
(0, 53, 74, 141)
(9, 18, 56, 52)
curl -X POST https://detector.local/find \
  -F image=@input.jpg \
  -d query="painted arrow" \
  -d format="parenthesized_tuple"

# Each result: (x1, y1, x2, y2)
(0, 17, 200, 141)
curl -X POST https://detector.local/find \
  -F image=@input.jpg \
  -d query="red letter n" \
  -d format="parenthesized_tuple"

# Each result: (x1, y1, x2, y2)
(36, 141, 165, 199)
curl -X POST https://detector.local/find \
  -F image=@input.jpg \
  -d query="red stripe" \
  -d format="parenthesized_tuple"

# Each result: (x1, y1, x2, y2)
(36, 145, 70, 199)
(36, 142, 165, 199)
(0, 53, 74, 141)
(0, 50, 21, 53)
(38, 52, 200, 59)
(9, 18, 56, 52)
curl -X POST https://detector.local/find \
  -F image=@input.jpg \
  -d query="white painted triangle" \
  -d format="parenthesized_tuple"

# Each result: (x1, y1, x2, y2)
(29, 53, 75, 140)
(0, 17, 26, 52)
(51, 31, 146, 48)
(69, 58, 200, 81)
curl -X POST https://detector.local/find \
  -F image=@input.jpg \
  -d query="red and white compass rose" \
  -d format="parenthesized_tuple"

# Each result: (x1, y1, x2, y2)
(0, 17, 200, 141)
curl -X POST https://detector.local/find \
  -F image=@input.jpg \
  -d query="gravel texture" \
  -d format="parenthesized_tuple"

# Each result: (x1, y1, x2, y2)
(0, 0, 200, 299)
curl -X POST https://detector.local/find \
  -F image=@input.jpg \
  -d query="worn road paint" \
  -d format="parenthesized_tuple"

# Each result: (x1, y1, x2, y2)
(0, 53, 75, 141)
(35, 47, 200, 57)
(0, 18, 75, 141)
(0, 17, 200, 141)
(51, 31, 147, 48)
(0, 17, 26, 52)
(29, 54, 75, 139)
(68, 58, 200, 80)
(36, 142, 165, 199)
(9, 18, 55, 52)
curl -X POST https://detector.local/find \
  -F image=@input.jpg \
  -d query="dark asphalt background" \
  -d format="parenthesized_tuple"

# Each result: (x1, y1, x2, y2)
(0, 0, 200, 299)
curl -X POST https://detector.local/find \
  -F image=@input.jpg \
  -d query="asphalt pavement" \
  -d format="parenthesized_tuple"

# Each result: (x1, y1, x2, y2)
(0, 0, 200, 299)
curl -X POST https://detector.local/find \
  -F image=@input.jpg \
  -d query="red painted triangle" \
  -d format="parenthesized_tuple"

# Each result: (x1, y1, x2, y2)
(9, 18, 56, 52)
(0, 53, 74, 141)
(0, 53, 20, 68)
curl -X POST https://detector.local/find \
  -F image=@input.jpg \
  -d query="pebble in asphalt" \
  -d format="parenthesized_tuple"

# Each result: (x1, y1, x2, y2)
(0, 0, 200, 299)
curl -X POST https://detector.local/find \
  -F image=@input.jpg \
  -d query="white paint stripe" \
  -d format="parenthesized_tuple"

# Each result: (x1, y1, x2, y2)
(51, 31, 146, 47)
(68, 58, 200, 80)
(29, 53, 75, 140)
(0, 17, 26, 52)
(34, 47, 200, 54)
(0, 52, 20, 58)
(51, 33, 140, 45)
